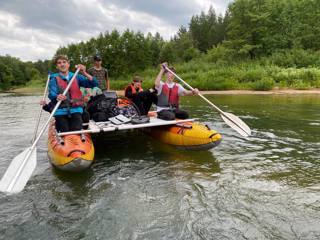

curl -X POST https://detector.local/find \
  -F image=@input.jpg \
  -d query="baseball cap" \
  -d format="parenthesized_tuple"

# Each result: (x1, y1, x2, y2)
(93, 55, 102, 61)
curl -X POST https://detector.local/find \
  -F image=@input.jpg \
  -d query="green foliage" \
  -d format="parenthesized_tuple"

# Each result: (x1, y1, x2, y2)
(159, 42, 177, 63)
(206, 44, 237, 63)
(55, 30, 165, 78)
(250, 78, 275, 91)
(263, 49, 320, 68)
(226, 0, 320, 58)
(3, 1, 320, 91)
(0, 55, 44, 90)
(189, 7, 228, 52)
(121, 57, 320, 92)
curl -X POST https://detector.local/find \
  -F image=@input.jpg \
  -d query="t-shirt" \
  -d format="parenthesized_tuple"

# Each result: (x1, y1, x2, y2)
(155, 81, 186, 111)
(156, 81, 186, 96)
(88, 67, 108, 90)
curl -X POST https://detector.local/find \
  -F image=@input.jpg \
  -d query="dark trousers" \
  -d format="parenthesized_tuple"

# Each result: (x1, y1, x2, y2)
(131, 91, 158, 115)
(55, 113, 83, 133)
(157, 109, 189, 120)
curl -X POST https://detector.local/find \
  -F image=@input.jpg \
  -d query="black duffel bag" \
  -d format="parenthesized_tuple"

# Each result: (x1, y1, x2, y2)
(87, 91, 118, 121)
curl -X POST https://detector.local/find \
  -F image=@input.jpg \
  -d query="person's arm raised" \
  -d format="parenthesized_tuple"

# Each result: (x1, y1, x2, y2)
(76, 64, 93, 81)
(75, 64, 98, 88)
(155, 62, 167, 88)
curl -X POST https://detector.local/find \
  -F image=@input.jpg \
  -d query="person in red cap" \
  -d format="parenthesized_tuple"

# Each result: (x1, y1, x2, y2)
(124, 76, 157, 115)
(88, 55, 109, 90)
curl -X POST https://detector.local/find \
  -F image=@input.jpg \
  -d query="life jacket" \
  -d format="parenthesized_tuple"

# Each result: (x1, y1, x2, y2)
(56, 75, 83, 108)
(124, 83, 143, 97)
(157, 83, 179, 108)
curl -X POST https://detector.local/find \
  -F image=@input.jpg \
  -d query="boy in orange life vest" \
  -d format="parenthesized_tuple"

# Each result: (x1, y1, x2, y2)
(124, 76, 157, 115)
(154, 62, 199, 120)
(48, 55, 98, 133)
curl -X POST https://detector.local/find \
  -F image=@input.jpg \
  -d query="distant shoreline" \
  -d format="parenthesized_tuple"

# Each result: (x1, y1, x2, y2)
(2, 88, 320, 95)
(200, 89, 320, 95)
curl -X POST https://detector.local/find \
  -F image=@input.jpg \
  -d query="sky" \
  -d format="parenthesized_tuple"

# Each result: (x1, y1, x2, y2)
(0, 0, 232, 62)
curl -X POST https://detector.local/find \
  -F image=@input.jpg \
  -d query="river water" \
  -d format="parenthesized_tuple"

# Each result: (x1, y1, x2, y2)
(0, 93, 319, 240)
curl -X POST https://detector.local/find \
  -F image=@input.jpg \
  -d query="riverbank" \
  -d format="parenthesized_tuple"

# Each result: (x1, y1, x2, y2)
(3, 87, 319, 96)
(2, 87, 44, 95)
(200, 89, 320, 95)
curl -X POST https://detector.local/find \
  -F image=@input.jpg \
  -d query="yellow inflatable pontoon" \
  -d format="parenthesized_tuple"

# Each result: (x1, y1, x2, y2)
(147, 120, 222, 150)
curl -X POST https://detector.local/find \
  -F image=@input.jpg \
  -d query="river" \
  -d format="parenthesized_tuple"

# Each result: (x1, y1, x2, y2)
(0, 93, 319, 240)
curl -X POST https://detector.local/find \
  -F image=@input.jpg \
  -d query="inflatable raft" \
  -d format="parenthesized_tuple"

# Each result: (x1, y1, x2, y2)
(47, 121, 94, 172)
(48, 115, 221, 171)
(147, 121, 221, 150)
(47, 94, 221, 171)
(145, 112, 221, 150)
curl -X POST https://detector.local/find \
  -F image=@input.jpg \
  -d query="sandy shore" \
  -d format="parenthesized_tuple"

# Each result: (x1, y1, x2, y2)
(3, 88, 320, 95)
(200, 89, 320, 95)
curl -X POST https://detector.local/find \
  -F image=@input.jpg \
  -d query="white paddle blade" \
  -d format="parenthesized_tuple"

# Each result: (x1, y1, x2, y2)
(220, 112, 251, 137)
(0, 147, 37, 193)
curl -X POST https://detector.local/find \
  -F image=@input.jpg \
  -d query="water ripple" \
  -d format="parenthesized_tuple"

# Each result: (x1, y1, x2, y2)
(0, 94, 320, 239)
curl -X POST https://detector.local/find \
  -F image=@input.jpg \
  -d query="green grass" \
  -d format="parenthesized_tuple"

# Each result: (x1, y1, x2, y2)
(12, 57, 320, 92)
(112, 58, 320, 91)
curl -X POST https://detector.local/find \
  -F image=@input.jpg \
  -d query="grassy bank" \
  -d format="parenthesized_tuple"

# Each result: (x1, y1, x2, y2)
(111, 57, 320, 91)
(6, 57, 320, 93)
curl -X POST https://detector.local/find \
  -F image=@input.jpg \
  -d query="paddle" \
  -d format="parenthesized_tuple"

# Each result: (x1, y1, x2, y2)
(0, 68, 81, 193)
(163, 66, 251, 137)
(32, 72, 51, 143)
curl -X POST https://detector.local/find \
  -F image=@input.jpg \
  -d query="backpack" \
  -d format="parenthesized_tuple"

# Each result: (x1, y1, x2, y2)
(87, 91, 118, 120)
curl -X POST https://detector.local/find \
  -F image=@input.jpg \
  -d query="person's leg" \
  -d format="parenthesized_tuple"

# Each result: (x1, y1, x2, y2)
(141, 91, 158, 114)
(55, 115, 70, 132)
(69, 112, 83, 131)
(157, 109, 175, 120)
(82, 109, 90, 130)
(131, 95, 145, 115)
(175, 109, 189, 119)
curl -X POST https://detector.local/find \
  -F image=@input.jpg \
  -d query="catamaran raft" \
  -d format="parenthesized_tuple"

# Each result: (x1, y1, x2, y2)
(48, 110, 222, 172)
(0, 67, 251, 194)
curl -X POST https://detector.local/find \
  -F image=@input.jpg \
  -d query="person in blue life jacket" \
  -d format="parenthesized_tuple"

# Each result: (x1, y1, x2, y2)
(48, 55, 98, 133)
(39, 99, 55, 113)
(154, 62, 199, 120)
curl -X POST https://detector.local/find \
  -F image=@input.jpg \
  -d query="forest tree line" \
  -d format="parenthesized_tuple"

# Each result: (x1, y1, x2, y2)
(1, 0, 320, 90)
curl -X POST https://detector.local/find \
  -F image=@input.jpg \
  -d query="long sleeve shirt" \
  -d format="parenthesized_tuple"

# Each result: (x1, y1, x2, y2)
(48, 72, 98, 116)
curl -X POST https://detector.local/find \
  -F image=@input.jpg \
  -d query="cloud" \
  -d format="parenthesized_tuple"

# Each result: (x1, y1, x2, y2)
(0, 0, 232, 61)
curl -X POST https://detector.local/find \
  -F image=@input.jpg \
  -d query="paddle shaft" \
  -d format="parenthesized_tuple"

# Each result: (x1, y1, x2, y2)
(164, 66, 251, 137)
(32, 73, 51, 143)
(164, 67, 225, 114)
(6, 69, 81, 192)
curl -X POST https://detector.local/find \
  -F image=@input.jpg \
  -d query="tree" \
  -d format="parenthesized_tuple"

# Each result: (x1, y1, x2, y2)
(189, 6, 227, 52)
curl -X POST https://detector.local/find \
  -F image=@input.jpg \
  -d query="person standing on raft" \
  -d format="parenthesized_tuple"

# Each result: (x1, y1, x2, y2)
(87, 55, 109, 90)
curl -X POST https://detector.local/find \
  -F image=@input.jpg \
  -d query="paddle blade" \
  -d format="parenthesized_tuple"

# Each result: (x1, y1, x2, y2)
(220, 112, 251, 137)
(0, 147, 37, 193)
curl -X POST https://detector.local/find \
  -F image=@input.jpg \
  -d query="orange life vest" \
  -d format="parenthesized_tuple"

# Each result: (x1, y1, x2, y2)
(124, 83, 143, 97)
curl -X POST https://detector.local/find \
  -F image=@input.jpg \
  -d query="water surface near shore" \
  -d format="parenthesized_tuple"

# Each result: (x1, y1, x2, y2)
(0, 93, 319, 240)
